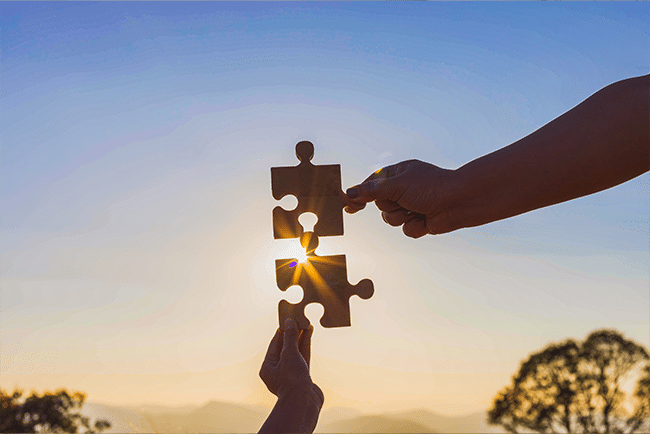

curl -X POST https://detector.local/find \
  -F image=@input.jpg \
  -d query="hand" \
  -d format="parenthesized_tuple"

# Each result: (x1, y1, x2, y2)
(258, 318, 323, 434)
(259, 318, 324, 405)
(345, 159, 458, 238)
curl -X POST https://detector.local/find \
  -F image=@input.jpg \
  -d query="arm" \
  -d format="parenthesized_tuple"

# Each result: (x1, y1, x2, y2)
(258, 388, 323, 434)
(450, 74, 649, 231)
(258, 319, 323, 434)
(345, 74, 649, 237)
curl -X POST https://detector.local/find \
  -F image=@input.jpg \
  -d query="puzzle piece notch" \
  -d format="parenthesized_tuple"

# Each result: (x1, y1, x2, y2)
(300, 231, 319, 256)
(271, 141, 346, 240)
(275, 238, 374, 329)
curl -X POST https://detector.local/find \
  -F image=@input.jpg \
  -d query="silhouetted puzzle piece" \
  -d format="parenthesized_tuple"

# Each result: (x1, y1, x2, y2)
(271, 142, 374, 329)
(271, 141, 345, 239)
(275, 232, 374, 329)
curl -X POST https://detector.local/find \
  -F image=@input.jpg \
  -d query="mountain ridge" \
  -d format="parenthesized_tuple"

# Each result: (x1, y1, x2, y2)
(84, 400, 500, 433)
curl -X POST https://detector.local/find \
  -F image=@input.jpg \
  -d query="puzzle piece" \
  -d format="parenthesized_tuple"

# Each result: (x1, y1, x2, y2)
(271, 141, 374, 329)
(275, 232, 374, 329)
(271, 141, 346, 239)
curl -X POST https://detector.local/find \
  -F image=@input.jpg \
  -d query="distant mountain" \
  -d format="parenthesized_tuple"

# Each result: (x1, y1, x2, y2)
(83, 401, 268, 433)
(84, 400, 502, 433)
(128, 403, 199, 415)
(317, 405, 364, 427)
(388, 409, 501, 433)
(140, 400, 269, 433)
(317, 408, 504, 433)
(81, 403, 156, 433)
(318, 414, 437, 433)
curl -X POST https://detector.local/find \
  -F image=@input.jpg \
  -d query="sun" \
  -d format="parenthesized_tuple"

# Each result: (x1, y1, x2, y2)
(277, 240, 311, 268)
(296, 249, 310, 264)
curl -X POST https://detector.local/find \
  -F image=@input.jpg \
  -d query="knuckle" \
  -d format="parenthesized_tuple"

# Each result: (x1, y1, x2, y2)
(428, 210, 454, 235)
(383, 211, 404, 226)
(376, 200, 400, 212)
(403, 219, 426, 238)
(404, 227, 422, 238)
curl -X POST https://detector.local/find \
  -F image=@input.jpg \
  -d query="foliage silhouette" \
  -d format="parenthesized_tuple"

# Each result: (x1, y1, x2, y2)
(0, 388, 111, 433)
(631, 365, 650, 428)
(488, 329, 650, 433)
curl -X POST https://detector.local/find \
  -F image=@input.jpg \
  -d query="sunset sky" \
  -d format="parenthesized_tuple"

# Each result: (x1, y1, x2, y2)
(1, 2, 648, 417)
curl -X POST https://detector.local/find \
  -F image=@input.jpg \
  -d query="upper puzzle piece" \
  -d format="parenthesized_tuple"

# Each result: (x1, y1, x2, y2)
(271, 141, 346, 239)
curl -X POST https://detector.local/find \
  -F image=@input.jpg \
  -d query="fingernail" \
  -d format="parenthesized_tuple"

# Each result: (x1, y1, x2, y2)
(346, 187, 358, 199)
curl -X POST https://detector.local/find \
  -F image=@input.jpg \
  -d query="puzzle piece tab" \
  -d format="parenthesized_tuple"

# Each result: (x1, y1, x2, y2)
(275, 233, 374, 329)
(271, 141, 346, 239)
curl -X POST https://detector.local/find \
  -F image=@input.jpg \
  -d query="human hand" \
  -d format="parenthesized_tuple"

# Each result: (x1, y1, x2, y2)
(344, 159, 458, 238)
(259, 318, 324, 406)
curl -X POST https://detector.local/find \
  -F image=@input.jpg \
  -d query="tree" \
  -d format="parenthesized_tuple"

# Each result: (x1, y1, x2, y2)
(488, 329, 650, 434)
(629, 365, 650, 432)
(0, 388, 111, 433)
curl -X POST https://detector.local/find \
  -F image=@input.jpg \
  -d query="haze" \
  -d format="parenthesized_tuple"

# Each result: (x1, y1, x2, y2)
(1, 1, 648, 423)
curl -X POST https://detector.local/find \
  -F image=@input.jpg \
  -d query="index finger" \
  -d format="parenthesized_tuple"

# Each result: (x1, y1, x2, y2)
(361, 164, 400, 184)
(345, 162, 403, 205)
(298, 325, 314, 368)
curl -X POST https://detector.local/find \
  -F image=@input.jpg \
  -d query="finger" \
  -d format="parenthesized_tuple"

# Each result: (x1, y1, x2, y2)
(402, 216, 428, 239)
(298, 325, 313, 368)
(381, 209, 415, 227)
(426, 212, 456, 236)
(361, 163, 401, 184)
(346, 178, 390, 204)
(281, 318, 300, 355)
(345, 162, 406, 203)
(344, 203, 366, 214)
(346, 161, 410, 205)
(375, 199, 404, 213)
(263, 328, 283, 365)
(343, 193, 367, 214)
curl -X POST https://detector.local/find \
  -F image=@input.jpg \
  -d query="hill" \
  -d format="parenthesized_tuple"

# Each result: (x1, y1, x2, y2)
(139, 400, 268, 433)
(81, 403, 155, 433)
(318, 414, 437, 433)
(317, 408, 504, 433)
(83, 400, 502, 433)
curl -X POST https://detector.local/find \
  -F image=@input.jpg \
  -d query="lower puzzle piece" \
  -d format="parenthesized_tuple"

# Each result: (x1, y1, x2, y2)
(275, 246, 374, 329)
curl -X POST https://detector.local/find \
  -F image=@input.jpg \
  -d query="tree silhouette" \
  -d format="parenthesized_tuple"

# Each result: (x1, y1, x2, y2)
(629, 365, 650, 431)
(0, 388, 111, 433)
(488, 329, 650, 434)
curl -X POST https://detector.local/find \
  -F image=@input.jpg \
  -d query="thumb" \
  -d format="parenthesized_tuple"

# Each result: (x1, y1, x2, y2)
(282, 318, 300, 353)
(348, 177, 399, 204)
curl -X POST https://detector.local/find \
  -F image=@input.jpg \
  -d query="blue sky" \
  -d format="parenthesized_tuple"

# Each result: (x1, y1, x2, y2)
(1, 2, 648, 416)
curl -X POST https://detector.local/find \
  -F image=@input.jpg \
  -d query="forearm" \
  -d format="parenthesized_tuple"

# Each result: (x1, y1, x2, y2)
(258, 388, 322, 434)
(446, 75, 649, 230)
